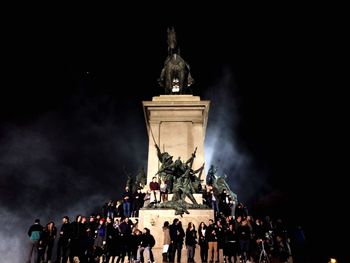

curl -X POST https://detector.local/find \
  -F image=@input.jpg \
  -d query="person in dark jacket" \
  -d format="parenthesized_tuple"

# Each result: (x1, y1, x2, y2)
(105, 217, 115, 263)
(237, 219, 252, 262)
(27, 218, 43, 263)
(206, 219, 218, 263)
(118, 217, 133, 262)
(115, 200, 124, 218)
(130, 228, 142, 262)
(235, 202, 248, 219)
(38, 225, 49, 263)
(55, 216, 71, 263)
(215, 219, 225, 262)
(69, 215, 86, 263)
(38, 222, 56, 262)
(132, 189, 145, 217)
(135, 228, 156, 263)
(94, 218, 106, 248)
(169, 219, 185, 263)
(122, 186, 132, 217)
(198, 222, 208, 263)
(185, 222, 197, 262)
(44, 221, 57, 263)
(276, 235, 290, 263)
(224, 223, 239, 263)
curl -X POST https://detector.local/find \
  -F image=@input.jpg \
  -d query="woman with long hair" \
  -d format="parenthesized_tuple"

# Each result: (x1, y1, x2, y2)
(45, 221, 57, 263)
(185, 222, 197, 262)
(198, 221, 208, 262)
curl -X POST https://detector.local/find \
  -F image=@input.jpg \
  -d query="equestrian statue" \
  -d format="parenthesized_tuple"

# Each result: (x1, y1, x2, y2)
(158, 27, 194, 94)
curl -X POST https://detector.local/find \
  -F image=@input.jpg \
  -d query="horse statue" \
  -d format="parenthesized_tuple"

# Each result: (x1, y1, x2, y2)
(158, 27, 194, 94)
(159, 52, 194, 94)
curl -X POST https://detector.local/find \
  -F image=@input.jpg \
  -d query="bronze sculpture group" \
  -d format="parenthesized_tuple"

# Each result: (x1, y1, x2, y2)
(125, 142, 237, 216)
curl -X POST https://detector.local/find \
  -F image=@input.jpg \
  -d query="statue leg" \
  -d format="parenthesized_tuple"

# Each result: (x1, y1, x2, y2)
(179, 70, 185, 94)
(167, 174, 173, 192)
(186, 193, 198, 205)
(166, 70, 172, 93)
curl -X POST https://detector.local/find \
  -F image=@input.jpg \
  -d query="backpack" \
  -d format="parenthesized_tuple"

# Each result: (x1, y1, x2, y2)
(30, 231, 41, 241)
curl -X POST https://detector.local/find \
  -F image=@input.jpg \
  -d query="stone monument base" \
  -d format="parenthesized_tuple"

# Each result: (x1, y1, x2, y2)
(138, 208, 214, 249)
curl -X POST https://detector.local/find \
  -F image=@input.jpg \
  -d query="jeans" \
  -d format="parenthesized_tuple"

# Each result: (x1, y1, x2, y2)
(123, 201, 131, 217)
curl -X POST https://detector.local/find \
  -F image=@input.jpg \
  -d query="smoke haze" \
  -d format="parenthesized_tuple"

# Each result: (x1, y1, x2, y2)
(0, 90, 148, 262)
(204, 68, 268, 203)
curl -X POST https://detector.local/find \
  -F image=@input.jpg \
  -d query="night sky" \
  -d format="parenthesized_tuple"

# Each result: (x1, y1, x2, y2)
(0, 7, 346, 262)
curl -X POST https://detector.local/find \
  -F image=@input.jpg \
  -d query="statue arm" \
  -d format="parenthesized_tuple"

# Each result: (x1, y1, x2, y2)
(155, 144, 162, 162)
(155, 167, 165, 175)
(185, 147, 197, 168)
(181, 168, 191, 179)
(193, 163, 205, 174)
(156, 161, 174, 175)
(185, 156, 194, 165)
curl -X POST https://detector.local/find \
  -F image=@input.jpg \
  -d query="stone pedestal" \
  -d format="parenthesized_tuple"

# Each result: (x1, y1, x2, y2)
(138, 208, 214, 249)
(142, 95, 210, 185)
(140, 95, 213, 250)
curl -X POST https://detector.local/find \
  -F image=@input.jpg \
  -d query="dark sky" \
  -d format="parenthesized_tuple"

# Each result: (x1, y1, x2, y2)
(0, 7, 346, 262)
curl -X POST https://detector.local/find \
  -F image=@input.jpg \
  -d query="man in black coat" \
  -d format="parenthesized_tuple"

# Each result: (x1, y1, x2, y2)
(27, 218, 43, 263)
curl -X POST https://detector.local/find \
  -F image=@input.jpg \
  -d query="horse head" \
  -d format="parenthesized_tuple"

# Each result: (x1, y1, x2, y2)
(167, 27, 177, 55)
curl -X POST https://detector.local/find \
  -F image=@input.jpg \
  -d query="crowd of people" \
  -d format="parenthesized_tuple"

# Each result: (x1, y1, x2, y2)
(27, 214, 153, 263)
(161, 214, 294, 263)
(27, 198, 298, 263)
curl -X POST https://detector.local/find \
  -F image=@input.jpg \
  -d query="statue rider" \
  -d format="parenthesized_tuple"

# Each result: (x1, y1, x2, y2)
(155, 144, 175, 192)
(158, 27, 194, 94)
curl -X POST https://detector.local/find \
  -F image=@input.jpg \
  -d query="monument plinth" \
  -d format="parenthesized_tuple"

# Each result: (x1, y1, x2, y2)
(142, 95, 210, 185)
(140, 94, 213, 248)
